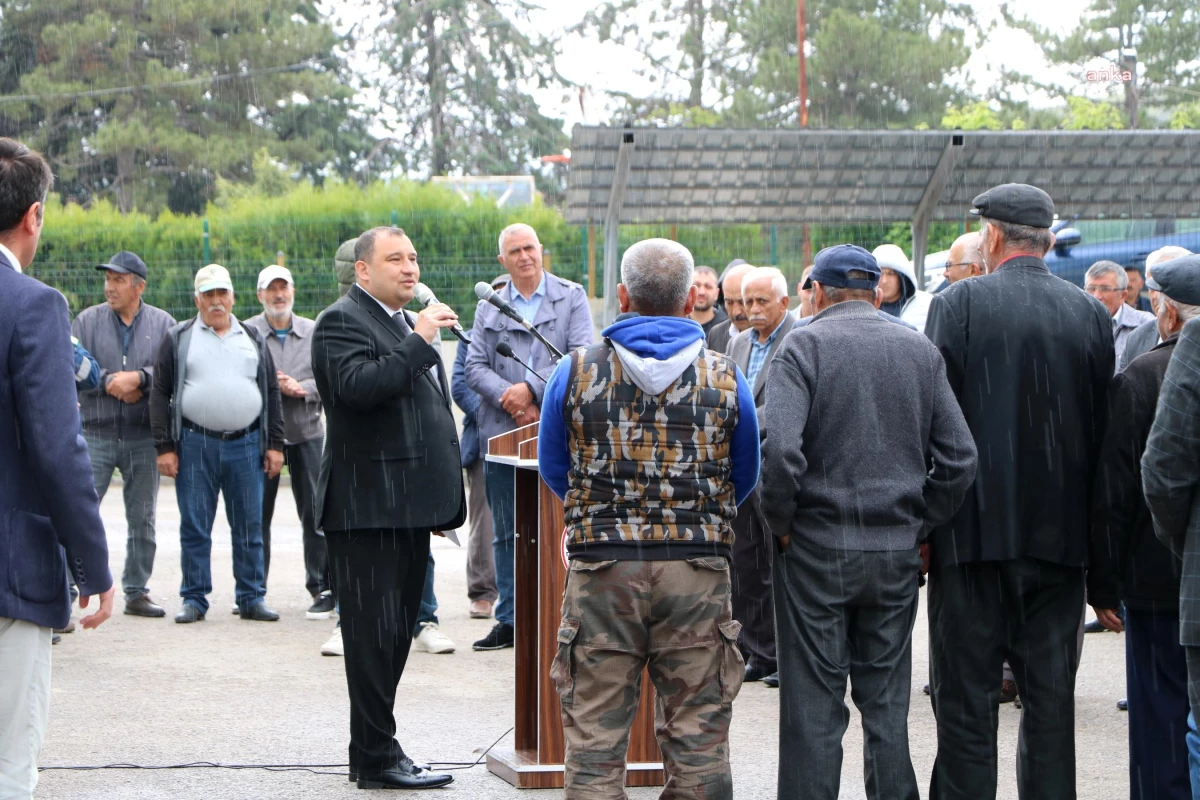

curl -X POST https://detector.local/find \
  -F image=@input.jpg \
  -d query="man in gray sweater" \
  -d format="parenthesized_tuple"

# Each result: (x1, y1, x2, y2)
(761, 244, 977, 800)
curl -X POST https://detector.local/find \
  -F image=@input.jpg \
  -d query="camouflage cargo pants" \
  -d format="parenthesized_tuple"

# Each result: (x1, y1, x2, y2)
(551, 557, 745, 800)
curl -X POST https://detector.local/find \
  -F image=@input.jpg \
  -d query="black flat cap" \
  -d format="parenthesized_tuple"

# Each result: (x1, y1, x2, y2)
(1146, 255, 1200, 305)
(970, 183, 1055, 229)
(96, 251, 147, 280)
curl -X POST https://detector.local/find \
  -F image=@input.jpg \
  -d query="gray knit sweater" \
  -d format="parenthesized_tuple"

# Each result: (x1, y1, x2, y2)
(760, 300, 977, 551)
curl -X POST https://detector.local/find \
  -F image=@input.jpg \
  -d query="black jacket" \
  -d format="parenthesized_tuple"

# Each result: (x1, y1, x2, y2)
(925, 256, 1114, 568)
(311, 285, 466, 533)
(1089, 338, 1181, 612)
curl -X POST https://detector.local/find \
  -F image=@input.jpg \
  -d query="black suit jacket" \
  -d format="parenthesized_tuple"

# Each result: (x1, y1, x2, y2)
(925, 256, 1114, 568)
(312, 285, 466, 532)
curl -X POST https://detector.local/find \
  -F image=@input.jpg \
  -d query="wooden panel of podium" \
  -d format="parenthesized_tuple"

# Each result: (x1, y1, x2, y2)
(485, 421, 665, 789)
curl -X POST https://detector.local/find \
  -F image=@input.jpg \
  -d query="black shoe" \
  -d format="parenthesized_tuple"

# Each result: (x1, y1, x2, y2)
(923, 683, 931, 696)
(350, 761, 429, 782)
(52, 633, 61, 645)
(307, 591, 335, 620)
(472, 622, 514, 651)
(762, 672, 779, 688)
(1118, 698, 1128, 711)
(357, 758, 452, 790)
(744, 663, 773, 683)
(1084, 618, 1109, 634)
(174, 604, 206, 624)
(239, 602, 280, 622)
(124, 595, 167, 618)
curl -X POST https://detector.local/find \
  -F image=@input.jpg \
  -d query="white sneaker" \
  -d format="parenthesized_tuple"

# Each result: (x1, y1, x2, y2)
(413, 622, 455, 654)
(320, 627, 344, 657)
(231, 604, 240, 615)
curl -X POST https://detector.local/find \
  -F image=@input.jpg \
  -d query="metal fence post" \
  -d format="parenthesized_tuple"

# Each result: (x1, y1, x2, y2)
(202, 218, 211, 264)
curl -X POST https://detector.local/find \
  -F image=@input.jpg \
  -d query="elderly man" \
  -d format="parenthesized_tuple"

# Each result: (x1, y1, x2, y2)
(538, 238, 760, 798)
(727, 266, 795, 685)
(1087, 259, 1155, 373)
(150, 264, 285, 624)
(707, 259, 753, 353)
(1091, 256, 1200, 800)
(690, 265, 727, 335)
(244, 265, 332, 619)
(465, 223, 593, 652)
(71, 250, 176, 618)
(925, 183, 1114, 798)
(944, 233, 985, 285)
(1122, 247, 1193, 372)
(763, 245, 976, 800)
(874, 244, 933, 330)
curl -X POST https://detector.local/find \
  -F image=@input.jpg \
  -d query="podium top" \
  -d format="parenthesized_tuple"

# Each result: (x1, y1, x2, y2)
(486, 421, 540, 469)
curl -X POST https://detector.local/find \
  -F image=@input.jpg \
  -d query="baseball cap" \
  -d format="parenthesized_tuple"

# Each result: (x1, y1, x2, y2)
(803, 245, 881, 290)
(194, 264, 233, 294)
(1146, 255, 1200, 305)
(96, 251, 148, 280)
(970, 183, 1055, 228)
(257, 265, 294, 291)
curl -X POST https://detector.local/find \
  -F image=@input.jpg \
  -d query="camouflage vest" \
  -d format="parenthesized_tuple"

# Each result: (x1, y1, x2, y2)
(562, 339, 740, 549)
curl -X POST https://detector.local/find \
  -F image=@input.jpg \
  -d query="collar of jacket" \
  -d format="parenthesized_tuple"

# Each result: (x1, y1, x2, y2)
(105, 299, 146, 327)
(245, 312, 311, 340)
(808, 299, 879, 323)
(994, 254, 1049, 273)
(485, 271, 572, 330)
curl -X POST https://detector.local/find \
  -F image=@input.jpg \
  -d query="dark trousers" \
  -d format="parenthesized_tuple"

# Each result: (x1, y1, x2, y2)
(1125, 608, 1190, 800)
(326, 528, 430, 776)
(928, 557, 1083, 800)
(262, 437, 328, 597)
(775, 536, 921, 800)
(730, 496, 776, 672)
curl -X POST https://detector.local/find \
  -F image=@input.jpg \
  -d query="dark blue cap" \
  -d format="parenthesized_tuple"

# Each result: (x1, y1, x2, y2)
(1146, 255, 1200, 305)
(802, 244, 880, 290)
(96, 251, 147, 280)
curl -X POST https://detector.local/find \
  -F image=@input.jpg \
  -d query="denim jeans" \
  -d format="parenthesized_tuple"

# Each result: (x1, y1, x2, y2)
(484, 462, 516, 627)
(1188, 712, 1200, 799)
(176, 427, 267, 613)
(84, 435, 160, 601)
(416, 552, 437, 631)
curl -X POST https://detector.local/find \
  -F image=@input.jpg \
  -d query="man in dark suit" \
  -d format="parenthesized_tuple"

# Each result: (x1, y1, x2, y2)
(925, 183, 1114, 799)
(726, 266, 796, 686)
(0, 137, 115, 796)
(312, 225, 466, 791)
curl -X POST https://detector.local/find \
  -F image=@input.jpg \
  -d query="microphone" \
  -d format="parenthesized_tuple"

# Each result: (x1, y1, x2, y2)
(474, 281, 566, 360)
(496, 342, 548, 383)
(414, 283, 470, 345)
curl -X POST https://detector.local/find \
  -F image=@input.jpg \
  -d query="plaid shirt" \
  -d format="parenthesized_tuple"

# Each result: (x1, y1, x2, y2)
(746, 318, 786, 389)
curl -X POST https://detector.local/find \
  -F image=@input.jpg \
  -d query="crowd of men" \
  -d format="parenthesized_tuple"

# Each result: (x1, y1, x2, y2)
(7, 127, 1200, 799)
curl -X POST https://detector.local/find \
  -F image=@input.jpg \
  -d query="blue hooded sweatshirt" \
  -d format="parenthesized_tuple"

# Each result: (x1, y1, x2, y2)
(538, 313, 760, 508)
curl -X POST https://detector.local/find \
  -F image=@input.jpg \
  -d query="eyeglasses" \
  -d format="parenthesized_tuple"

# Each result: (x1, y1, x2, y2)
(944, 262, 974, 270)
(1085, 285, 1124, 294)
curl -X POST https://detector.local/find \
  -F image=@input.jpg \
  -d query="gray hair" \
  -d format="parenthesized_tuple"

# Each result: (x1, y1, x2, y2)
(982, 217, 1054, 255)
(824, 270, 877, 304)
(355, 226, 407, 263)
(1162, 295, 1200, 325)
(741, 266, 788, 300)
(1086, 259, 1128, 290)
(620, 238, 695, 315)
(498, 223, 539, 255)
(1147, 246, 1192, 271)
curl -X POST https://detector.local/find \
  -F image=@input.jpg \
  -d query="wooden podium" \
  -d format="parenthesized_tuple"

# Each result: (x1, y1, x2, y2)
(484, 421, 665, 789)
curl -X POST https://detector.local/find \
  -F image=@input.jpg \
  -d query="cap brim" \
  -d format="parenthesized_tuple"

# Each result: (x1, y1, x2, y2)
(96, 263, 135, 273)
(196, 281, 233, 294)
(968, 208, 982, 216)
(801, 276, 814, 290)
(1145, 276, 1165, 293)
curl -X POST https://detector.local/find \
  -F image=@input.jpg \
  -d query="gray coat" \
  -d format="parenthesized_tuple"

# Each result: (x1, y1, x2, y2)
(243, 313, 323, 445)
(465, 272, 594, 449)
(726, 313, 797, 438)
(1142, 316, 1200, 646)
(1121, 318, 1160, 372)
(71, 301, 176, 440)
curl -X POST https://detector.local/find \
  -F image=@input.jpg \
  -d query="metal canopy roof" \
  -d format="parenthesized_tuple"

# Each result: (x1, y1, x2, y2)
(565, 126, 1200, 225)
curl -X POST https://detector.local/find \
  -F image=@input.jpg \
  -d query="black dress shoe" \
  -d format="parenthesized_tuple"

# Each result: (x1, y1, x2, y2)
(472, 622, 514, 651)
(1084, 618, 1109, 634)
(174, 604, 206, 624)
(762, 672, 779, 688)
(744, 663, 774, 682)
(349, 762, 430, 782)
(357, 758, 453, 790)
(239, 602, 280, 622)
(124, 595, 167, 618)
(1118, 698, 1128, 711)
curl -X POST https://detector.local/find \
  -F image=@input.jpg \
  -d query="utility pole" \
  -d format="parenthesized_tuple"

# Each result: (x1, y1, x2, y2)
(797, 0, 808, 128)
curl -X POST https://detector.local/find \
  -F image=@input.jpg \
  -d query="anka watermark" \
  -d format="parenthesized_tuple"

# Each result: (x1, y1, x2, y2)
(1086, 63, 1134, 83)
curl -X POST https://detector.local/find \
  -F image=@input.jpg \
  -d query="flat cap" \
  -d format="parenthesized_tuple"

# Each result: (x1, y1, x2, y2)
(1146, 254, 1200, 305)
(803, 244, 880, 290)
(970, 183, 1055, 229)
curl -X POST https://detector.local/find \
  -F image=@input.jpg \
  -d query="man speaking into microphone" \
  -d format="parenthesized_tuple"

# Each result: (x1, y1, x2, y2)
(311, 225, 465, 790)
(465, 222, 593, 651)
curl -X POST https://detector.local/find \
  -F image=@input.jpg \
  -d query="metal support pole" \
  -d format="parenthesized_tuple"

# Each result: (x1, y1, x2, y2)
(202, 218, 211, 264)
(911, 134, 964, 287)
(602, 132, 635, 326)
(586, 226, 596, 299)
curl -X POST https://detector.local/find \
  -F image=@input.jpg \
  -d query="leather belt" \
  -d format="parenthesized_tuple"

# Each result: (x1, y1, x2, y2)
(183, 419, 259, 441)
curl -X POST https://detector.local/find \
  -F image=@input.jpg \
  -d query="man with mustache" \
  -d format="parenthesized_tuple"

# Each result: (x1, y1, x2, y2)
(707, 260, 753, 354)
(150, 264, 285, 624)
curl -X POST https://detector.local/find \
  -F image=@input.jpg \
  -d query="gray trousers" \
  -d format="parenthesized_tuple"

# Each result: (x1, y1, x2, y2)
(775, 535, 921, 800)
(0, 618, 50, 798)
(465, 459, 497, 603)
(85, 434, 159, 601)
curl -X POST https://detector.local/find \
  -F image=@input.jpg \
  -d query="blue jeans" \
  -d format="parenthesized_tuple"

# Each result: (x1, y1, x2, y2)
(176, 427, 267, 613)
(85, 435, 160, 601)
(1189, 712, 1200, 799)
(416, 552, 437, 630)
(485, 462, 516, 627)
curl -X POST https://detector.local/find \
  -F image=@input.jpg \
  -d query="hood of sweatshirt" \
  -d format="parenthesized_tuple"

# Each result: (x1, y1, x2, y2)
(603, 314, 706, 396)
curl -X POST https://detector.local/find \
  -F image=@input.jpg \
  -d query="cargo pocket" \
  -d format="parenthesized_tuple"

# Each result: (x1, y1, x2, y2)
(716, 619, 745, 705)
(550, 616, 581, 707)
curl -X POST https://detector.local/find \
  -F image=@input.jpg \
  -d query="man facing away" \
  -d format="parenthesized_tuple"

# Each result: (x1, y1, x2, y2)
(762, 244, 977, 800)
(924, 183, 1114, 799)
(1121, 246, 1193, 372)
(244, 265, 333, 619)
(72, 250, 176, 618)
(150, 264, 285, 623)
(0, 136, 114, 798)
(538, 238, 760, 798)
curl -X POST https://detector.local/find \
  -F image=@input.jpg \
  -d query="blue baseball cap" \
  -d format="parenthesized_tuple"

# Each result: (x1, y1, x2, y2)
(802, 244, 880, 291)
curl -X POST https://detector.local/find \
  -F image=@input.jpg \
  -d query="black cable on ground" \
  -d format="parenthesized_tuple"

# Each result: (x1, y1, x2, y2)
(39, 726, 515, 777)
